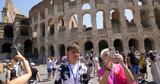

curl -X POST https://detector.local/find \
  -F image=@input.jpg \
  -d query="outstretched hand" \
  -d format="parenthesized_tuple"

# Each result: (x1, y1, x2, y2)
(111, 54, 124, 64)
(15, 52, 25, 61)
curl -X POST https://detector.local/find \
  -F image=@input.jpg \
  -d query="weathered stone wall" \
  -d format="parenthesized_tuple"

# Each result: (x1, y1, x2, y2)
(29, 0, 160, 62)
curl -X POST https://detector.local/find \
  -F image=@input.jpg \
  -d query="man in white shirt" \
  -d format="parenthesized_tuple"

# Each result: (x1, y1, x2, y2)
(54, 44, 88, 84)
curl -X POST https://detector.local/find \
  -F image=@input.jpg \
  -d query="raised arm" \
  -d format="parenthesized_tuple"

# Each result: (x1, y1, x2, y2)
(7, 52, 32, 84)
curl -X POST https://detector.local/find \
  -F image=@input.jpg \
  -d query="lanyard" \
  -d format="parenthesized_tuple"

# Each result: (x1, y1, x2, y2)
(68, 62, 79, 84)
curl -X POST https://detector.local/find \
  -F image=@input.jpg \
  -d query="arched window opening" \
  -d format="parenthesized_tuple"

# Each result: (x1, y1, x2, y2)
(33, 48, 39, 59)
(128, 38, 139, 50)
(84, 41, 94, 56)
(98, 40, 108, 54)
(48, 45, 54, 57)
(24, 40, 32, 58)
(58, 16, 65, 31)
(110, 9, 120, 33)
(82, 3, 91, 10)
(40, 22, 45, 37)
(69, 14, 78, 29)
(140, 9, 150, 28)
(40, 46, 46, 64)
(59, 44, 65, 57)
(125, 9, 136, 27)
(20, 26, 29, 36)
(49, 24, 55, 35)
(96, 11, 104, 29)
(4, 25, 13, 38)
(114, 39, 123, 53)
(40, 11, 45, 20)
(144, 38, 154, 52)
(2, 43, 12, 53)
(154, 8, 160, 29)
(83, 13, 92, 31)
(58, 16, 64, 26)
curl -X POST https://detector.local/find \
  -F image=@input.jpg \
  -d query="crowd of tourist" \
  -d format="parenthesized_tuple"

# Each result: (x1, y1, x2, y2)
(0, 43, 160, 84)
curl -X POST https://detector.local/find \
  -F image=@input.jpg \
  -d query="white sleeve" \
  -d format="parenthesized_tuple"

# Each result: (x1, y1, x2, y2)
(54, 70, 61, 81)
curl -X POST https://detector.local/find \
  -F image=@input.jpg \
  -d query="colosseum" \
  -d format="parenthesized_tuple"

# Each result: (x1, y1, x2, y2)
(13, 0, 160, 63)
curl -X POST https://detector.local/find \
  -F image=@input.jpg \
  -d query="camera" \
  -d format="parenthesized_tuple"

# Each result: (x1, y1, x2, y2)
(109, 47, 116, 58)
(11, 46, 18, 57)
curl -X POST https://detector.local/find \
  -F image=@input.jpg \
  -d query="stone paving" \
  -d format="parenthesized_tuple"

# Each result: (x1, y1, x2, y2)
(0, 62, 157, 84)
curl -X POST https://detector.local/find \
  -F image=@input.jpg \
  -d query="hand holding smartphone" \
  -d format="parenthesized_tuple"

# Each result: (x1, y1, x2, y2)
(109, 47, 116, 58)
(11, 46, 18, 57)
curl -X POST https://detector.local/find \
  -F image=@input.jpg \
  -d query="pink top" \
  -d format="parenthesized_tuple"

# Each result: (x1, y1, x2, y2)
(98, 64, 129, 84)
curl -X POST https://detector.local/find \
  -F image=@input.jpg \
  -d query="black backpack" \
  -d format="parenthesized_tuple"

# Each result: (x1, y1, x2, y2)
(54, 64, 70, 84)
(10, 69, 17, 80)
(128, 52, 139, 65)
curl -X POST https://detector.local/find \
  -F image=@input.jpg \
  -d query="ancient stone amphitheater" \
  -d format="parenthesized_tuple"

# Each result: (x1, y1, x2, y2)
(29, 0, 160, 63)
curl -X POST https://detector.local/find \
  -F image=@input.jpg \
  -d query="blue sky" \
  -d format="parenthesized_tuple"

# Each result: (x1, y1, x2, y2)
(0, 0, 42, 21)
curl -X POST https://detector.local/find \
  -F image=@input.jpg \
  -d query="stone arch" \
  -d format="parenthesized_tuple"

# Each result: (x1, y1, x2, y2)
(96, 10, 105, 29)
(110, 8, 120, 33)
(48, 45, 54, 57)
(49, 24, 55, 35)
(1, 43, 12, 53)
(154, 7, 160, 29)
(48, 18, 54, 26)
(83, 13, 92, 30)
(140, 9, 150, 28)
(59, 44, 65, 57)
(82, 3, 91, 10)
(128, 38, 139, 50)
(124, 8, 136, 27)
(24, 40, 32, 58)
(58, 16, 64, 26)
(98, 40, 108, 54)
(4, 25, 13, 38)
(40, 46, 46, 64)
(69, 14, 78, 29)
(114, 39, 123, 53)
(144, 38, 154, 52)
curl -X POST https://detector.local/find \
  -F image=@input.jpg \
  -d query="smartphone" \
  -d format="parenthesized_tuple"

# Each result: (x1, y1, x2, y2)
(109, 47, 116, 58)
(11, 46, 18, 57)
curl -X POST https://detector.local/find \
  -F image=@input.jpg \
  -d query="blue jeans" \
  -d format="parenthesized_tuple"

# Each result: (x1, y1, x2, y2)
(131, 64, 140, 75)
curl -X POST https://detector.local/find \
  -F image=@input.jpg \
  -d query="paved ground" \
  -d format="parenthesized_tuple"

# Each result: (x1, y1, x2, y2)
(0, 62, 157, 84)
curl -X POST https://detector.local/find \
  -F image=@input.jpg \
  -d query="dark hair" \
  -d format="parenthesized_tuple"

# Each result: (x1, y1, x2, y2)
(67, 44, 80, 53)
(149, 52, 156, 61)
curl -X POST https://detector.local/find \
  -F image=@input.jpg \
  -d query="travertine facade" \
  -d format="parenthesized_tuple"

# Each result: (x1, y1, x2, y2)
(28, 0, 160, 63)
(0, 0, 160, 63)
